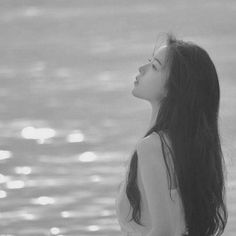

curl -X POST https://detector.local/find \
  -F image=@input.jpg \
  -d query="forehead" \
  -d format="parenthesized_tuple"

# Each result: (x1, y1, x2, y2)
(153, 45, 168, 64)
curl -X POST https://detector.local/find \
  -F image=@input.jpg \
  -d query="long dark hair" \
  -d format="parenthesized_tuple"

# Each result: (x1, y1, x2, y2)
(125, 32, 228, 236)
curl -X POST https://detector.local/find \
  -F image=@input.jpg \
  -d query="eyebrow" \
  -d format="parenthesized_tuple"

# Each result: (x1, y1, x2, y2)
(154, 57, 162, 66)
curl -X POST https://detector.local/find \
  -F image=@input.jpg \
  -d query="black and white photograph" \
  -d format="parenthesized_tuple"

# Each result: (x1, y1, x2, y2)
(0, 1, 235, 236)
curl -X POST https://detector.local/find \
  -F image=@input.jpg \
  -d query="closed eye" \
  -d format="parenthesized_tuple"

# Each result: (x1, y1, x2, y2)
(148, 58, 157, 70)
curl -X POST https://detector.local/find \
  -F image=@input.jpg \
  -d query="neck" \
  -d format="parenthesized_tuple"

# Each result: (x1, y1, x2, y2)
(148, 101, 160, 130)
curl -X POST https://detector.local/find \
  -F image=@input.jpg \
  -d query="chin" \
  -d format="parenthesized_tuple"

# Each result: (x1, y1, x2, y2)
(131, 87, 138, 97)
(131, 88, 144, 99)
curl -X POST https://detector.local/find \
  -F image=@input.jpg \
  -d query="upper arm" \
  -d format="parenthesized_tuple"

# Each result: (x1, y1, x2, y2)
(136, 133, 173, 233)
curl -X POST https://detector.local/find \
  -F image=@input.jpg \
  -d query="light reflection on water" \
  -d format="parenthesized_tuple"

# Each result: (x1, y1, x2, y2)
(0, 1, 236, 236)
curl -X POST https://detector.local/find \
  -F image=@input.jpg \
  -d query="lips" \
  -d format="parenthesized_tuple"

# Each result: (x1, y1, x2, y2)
(135, 76, 140, 83)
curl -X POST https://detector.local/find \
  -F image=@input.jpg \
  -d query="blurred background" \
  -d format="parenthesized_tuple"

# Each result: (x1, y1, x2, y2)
(0, 0, 235, 235)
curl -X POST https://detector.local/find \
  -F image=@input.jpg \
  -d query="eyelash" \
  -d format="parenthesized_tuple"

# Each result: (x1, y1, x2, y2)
(148, 58, 157, 70)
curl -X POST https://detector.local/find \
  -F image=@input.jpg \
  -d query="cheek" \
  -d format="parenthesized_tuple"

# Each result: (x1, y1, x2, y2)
(149, 76, 164, 93)
(153, 76, 168, 100)
(150, 82, 164, 99)
(142, 76, 164, 98)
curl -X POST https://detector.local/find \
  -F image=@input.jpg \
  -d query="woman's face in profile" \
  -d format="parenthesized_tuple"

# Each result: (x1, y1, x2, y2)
(132, 45, 169, 103)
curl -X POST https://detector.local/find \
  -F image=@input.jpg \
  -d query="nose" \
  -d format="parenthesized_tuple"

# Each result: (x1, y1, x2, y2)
(139, 65, 145, 74)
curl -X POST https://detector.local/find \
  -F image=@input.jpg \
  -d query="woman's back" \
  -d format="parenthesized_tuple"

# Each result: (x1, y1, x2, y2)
(115, 131, 189, 236)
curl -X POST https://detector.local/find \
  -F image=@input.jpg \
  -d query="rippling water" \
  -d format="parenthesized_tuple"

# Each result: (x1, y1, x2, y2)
(0, 0, 236, 235)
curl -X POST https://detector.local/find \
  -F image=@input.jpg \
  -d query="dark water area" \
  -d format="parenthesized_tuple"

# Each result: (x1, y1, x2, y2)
(0, 0, 236, 235)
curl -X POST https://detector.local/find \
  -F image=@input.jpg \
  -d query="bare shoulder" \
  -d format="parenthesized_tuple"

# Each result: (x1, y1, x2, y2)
(135, 132, 163, 163)
(136, 132, 170, 194)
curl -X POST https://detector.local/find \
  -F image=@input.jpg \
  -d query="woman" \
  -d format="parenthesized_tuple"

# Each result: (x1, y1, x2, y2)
(115, 32, 228, 236)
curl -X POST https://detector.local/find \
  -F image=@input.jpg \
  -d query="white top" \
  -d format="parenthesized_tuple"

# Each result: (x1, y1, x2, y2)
(115, 131, 189, 236)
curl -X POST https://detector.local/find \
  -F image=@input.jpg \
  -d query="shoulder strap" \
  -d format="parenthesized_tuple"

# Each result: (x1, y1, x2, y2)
(153, 131, 177, 190)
